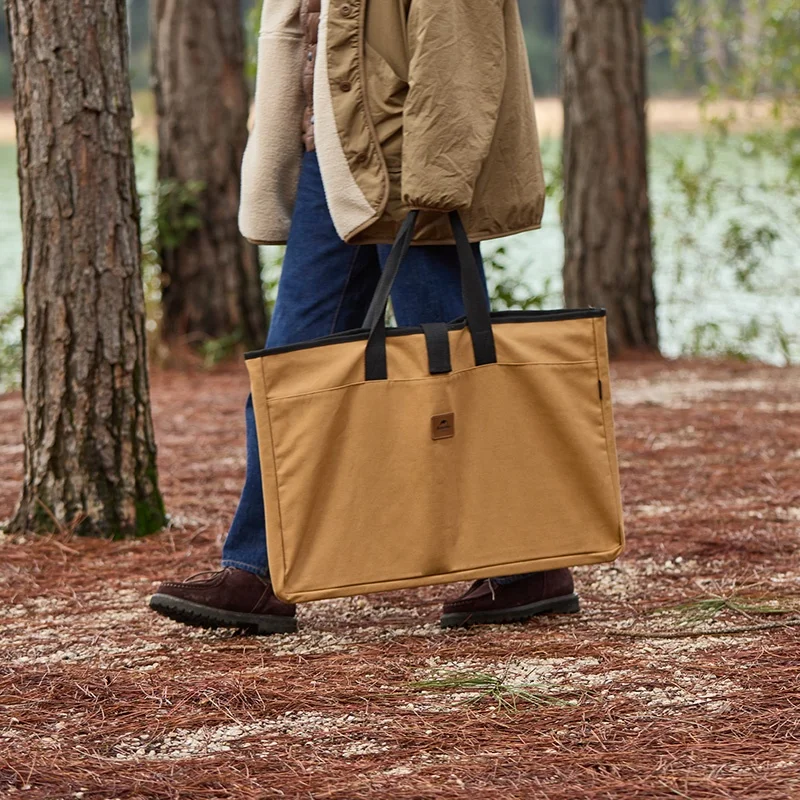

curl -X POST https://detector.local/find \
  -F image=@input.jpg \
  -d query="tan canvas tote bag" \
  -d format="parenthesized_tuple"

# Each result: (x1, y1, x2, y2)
(246, 212, 625, 603)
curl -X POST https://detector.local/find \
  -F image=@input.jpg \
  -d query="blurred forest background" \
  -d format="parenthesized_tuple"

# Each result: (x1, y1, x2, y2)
(0, 1, 682, 98)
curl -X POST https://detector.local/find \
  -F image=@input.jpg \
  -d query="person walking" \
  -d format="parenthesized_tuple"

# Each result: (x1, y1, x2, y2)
(149, 0, 579, 634)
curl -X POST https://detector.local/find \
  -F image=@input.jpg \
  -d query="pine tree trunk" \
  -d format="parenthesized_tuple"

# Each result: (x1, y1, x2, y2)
(151, 0, 268, 352)
(561, 0, 659, 356)
(741, 0, 763, 79)
(6, 0, 166, 538)
(703, 0, 729, 81)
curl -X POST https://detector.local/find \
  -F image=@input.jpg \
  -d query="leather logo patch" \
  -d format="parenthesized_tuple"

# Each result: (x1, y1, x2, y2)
(431, 413, 455, 440)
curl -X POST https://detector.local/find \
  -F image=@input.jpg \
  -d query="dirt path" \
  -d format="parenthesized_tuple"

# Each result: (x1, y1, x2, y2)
(1, 359, 799, 799)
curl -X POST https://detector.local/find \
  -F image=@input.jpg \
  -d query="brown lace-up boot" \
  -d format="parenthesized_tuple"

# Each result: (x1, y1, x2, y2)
(440, 568, 579, 629)
(149, 568, 297, 635)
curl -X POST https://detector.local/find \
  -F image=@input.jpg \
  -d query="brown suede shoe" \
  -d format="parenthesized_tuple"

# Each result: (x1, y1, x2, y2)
(440, 568, 579, 628)
(149, 568, 297, 635)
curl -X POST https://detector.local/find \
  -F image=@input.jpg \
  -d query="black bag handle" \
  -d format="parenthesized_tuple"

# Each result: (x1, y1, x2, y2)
(363, 211, 497, 381)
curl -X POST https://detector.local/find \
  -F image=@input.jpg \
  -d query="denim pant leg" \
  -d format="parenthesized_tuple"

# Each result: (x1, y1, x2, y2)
(221, 152, 380, 576)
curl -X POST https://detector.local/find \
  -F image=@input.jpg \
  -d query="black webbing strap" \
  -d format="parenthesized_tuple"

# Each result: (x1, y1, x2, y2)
(420, 323, 452, 375)
(363, 212, 417, 381)
(364, 318, 389, 381)
(450, 211, 497, 366)
(363, 211, 418, 331)
(363, 211, 497, 381)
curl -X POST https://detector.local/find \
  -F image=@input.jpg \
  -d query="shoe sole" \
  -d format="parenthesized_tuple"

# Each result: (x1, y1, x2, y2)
(440, 593, 580, 629)
(149, 594, 297, 635)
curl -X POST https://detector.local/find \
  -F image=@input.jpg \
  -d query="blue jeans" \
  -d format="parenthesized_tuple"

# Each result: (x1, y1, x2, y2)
(222, 151, 525, 585)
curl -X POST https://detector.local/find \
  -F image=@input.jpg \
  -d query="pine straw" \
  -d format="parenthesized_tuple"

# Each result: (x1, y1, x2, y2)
(1, 360, 799, 799)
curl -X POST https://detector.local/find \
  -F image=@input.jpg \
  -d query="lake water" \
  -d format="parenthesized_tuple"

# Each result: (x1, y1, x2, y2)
(0, 136, 798, 365)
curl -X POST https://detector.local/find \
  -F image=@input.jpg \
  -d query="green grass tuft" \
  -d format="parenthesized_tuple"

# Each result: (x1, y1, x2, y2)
(655, 592, 797, 626)
(411, 669, 574, 712)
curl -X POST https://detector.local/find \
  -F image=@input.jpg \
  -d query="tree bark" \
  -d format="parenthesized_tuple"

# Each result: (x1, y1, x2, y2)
(151, 0, 268, 352)
(561, 0, 659, 356)
(6, 0, 166, 537)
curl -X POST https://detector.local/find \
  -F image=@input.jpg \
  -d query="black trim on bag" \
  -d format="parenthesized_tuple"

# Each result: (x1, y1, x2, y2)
(244, 307, 607, 361)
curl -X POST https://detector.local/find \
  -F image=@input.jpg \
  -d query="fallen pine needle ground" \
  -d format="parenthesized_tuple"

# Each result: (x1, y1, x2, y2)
(0, 358, 798, 799)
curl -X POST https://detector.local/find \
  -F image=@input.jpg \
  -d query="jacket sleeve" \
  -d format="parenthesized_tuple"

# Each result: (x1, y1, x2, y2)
(402, 0, 507, 212)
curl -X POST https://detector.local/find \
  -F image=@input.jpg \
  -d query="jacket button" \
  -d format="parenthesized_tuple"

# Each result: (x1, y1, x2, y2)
(339, 80, 352, 92)
(341, 4, 352, 16)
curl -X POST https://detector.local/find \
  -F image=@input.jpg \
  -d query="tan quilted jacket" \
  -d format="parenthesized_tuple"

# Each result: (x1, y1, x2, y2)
(239, 0, 545, 246)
